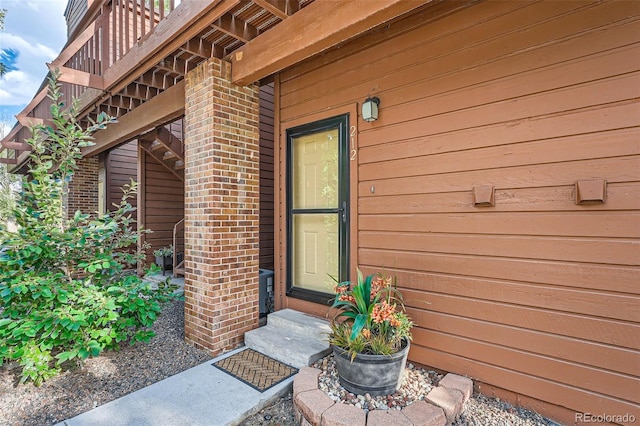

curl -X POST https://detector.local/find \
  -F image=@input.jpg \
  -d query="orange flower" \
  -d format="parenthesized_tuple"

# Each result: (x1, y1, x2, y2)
(339, 294, 356, 304)
(389, 315, 401, 328)
(334, 284, 350, 294)
(370, 274, 391, 301)
(361, 328, 371, 339)
(371, 300, 396, 323)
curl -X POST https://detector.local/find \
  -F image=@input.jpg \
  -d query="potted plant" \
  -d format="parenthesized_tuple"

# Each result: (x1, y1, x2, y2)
(153, 245, 173, 274)
(329, 269, 413, 396)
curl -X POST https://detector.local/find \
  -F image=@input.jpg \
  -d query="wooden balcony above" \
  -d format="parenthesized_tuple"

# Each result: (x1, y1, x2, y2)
(1, 0, 429, 170)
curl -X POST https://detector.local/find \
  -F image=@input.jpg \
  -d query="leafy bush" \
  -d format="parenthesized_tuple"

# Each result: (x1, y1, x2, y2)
(0, 74, 180, 385)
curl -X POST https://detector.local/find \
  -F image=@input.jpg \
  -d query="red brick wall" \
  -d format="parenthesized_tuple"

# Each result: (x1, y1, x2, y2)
(183, 57, 260, 354)
(67, 156, 99, 217)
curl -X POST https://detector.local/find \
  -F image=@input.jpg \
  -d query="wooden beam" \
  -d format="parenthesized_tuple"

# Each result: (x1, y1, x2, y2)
(182, 38, 222, 59)
(137, 143, 146, 275)
(0, 124, 22, 147)
(0, 158, 17, 165)
(104, 95, 142, 110)
(47, 63, 105, 90)
(97, 105, 119, 117)
(2, 141, 31, 151)
(138, 71, 170, 90)
(83, 80, 185, 157)
(121, 84, 147, 100)
(16, 115, 44, 127)
(230, 0, 429, 85)
(253, 0, 299, 20)
(156, 56, 195, 76)
(213, 13, 258, 43)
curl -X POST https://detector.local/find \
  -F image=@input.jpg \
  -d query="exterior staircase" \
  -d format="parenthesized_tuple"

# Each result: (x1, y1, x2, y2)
(139, 126, 185, 181)
(245, 309, 332, 369)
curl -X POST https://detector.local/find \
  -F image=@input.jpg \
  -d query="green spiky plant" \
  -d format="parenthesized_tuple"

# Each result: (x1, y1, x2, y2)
(328, 269, 413, 360)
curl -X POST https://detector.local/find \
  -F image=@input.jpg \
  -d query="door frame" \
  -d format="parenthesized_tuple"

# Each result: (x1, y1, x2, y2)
(285, 114, 350, 304)
(275, 103, 359, 313)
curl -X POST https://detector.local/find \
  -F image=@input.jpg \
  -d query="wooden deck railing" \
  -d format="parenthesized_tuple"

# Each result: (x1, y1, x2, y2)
(1, 0, 181, 159)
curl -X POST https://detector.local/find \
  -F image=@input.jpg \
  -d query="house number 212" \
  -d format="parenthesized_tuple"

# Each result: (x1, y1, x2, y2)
(350, 125, 356, 161)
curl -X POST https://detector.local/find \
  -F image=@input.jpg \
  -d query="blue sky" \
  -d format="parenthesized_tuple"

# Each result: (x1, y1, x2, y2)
(0, 0, 68, 136)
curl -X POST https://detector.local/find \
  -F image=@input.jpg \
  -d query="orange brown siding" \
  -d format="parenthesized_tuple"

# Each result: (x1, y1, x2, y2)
(276, 0, 640, 422)
(141, 148, 184, 263)
(105, 140, 138, 211)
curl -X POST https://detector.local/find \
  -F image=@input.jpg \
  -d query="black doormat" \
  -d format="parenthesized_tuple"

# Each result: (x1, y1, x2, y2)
(212, 349, 298, 392)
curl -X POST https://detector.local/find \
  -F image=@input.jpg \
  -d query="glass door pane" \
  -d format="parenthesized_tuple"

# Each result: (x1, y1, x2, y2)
(292, 214, 339, 293)
(293, 130, 338, 209)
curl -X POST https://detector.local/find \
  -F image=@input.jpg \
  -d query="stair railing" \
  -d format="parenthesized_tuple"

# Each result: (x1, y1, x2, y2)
(173, 218, 185, 277)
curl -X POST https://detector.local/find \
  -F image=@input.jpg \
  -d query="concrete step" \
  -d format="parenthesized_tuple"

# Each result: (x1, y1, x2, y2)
(244, 309, 333, 369)
(266, 309, 331, 343)
(245, 324, 331, 369)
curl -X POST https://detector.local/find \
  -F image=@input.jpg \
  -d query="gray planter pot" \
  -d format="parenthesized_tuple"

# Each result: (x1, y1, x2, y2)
(155, 255, 172, 273)
(332, 339, 410, 396)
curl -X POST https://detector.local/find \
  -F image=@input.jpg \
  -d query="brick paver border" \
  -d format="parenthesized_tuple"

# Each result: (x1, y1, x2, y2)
(293, 367, 473, 426)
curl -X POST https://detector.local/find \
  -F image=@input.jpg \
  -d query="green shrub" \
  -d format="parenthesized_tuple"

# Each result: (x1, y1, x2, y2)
(0, 73, 180, 385)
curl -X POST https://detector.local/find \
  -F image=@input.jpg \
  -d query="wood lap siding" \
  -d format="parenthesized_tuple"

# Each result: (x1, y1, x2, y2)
(260, 83, 275, 271)
(64, 0, 88, 38)
(278, 0, 640, 420)
(105, 140, 138, 213)
(142, 149, 184, 263)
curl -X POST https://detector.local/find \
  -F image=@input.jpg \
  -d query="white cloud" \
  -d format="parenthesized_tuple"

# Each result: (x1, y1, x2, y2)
(0, 70, 40, 105)
(0, 32, 54, 106)
(0, 33, 58, 61)
(0, 0, 67, 123)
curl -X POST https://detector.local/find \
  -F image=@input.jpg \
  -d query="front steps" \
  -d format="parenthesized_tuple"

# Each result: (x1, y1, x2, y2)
(245, 309, 332, 369)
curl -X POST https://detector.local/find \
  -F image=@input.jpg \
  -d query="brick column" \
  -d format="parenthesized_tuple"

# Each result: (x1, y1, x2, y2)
(66, 156, 99, 217)
(183, 58, 260, 354)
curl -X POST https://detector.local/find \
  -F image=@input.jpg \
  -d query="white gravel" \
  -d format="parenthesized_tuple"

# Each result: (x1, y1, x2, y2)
(313, 355, 443, 411)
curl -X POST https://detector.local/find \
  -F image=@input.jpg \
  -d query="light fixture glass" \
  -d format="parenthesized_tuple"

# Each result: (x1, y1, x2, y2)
(362, 96, 380, 122)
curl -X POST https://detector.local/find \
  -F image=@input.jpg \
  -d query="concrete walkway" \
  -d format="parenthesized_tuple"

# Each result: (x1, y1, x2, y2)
(55, 346, 293, 426)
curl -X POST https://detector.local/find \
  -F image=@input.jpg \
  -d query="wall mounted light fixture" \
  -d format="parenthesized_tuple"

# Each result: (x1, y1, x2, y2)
(362, 96, 380, 122)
